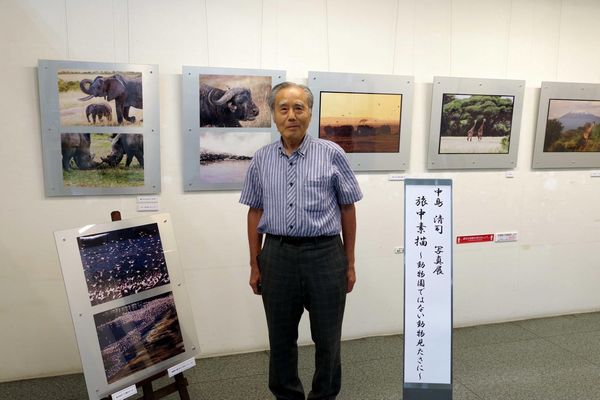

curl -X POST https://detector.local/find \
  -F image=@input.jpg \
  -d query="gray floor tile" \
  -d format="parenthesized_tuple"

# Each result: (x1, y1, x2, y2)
(188, 351, 269, 383)
(0, 373, 87, 400)
(188, 374, 272, 400)
(453, 381, 483, 400)
(515, 312, 600, 337)
(352, 357, 402, 399)
(544, 330, 600, 366)
(341, 335, 404, 364)
(453, 322, 538, 349)
(454, 338, 600, 400)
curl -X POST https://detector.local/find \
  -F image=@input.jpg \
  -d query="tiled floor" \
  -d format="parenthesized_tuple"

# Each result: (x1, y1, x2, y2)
(2, 312, 600, 399)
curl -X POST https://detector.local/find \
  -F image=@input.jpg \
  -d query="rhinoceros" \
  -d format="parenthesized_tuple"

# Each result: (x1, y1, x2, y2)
(61, 133, 100, 171)
(101, 134, 144, 168)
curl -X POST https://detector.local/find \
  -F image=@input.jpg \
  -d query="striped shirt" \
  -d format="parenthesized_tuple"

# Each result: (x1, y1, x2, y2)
(240, 134, 362, 237)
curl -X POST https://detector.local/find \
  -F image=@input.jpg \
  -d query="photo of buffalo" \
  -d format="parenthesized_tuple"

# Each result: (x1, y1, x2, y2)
(199, 74, 272, 128)
(61, 133, 144, 188)
(58, 70, 143, 127)
(319, 92, 402, 153)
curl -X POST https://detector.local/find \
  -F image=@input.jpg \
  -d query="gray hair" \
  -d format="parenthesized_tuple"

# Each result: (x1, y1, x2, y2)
(268, 82, 314, 112)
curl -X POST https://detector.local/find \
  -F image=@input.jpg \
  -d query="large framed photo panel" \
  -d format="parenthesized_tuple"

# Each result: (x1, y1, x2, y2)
(182, 66, 285, 191)
(54, 213, 199, 400)
(427, 77, 525, 170)
(38, 60, 160, 196)
(533, 81, 600, 168)
(308, 71, 414, 171)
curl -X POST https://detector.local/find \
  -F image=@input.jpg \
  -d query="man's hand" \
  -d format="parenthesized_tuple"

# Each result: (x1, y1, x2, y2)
(347, 265, 356, 293)
(250, 264, 261, 295)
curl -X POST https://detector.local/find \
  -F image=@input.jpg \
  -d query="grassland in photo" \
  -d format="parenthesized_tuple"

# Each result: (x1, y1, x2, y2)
(62, 133, 144, 188)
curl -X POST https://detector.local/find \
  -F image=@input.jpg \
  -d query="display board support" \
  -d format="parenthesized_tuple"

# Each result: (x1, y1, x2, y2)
(101, 210, 192, 400)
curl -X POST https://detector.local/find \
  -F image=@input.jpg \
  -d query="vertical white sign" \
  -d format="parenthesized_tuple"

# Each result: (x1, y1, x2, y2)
(404, 179, 452, 385)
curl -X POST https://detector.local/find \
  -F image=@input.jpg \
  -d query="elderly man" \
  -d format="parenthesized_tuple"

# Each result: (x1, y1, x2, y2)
(240, 82, 362, 400)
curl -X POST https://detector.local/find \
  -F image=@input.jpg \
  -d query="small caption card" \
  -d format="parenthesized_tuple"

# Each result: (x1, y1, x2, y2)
(111, 384, 137, 400)
(168, 357, 197, 378)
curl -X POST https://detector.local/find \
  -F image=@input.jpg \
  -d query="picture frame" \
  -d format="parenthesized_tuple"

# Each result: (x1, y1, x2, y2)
(427, 76, 525, 170)
(182, 66, 286, 191)
(38, 60, 160, 196)
(54, 213, 199, 400)
(308, 71, 414, 171)
(532, 81, 600, 169)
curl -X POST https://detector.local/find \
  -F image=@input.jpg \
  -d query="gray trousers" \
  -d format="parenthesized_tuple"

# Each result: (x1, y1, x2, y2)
(259, 234, 348, 400)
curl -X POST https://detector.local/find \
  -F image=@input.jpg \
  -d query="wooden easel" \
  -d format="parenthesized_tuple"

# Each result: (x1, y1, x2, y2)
(101, 211, 191, 400)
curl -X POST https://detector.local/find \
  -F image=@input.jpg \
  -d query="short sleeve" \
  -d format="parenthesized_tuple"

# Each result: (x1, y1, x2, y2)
(332, 151, 363, 205)
(239, 157, 263, 208)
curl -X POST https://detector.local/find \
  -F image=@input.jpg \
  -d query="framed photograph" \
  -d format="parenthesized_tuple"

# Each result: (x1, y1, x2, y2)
(427, 76, 525, 169)
(182, 66, 286, 191)
(308, 71, 414, 171)
(38, 60, 160, 196)
(532, 81, 600, 168)
(54, 213, 199, 400)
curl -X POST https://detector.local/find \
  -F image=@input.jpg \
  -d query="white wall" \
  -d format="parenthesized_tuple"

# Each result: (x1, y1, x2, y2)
(1, 0, 600, 382)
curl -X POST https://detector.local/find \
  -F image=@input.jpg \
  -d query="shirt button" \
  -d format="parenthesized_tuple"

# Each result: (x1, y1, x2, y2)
(289, 203, 293, 207)
(289, 225, 294, 229)
(289, 182, 293, 187)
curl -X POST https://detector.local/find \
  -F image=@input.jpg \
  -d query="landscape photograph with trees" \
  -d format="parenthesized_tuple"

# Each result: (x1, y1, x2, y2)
(543, 99, 600, 152)
(438, 93, 515, 154)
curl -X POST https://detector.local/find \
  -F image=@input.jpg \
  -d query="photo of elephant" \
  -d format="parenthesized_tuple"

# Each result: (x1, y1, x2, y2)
(61, 133, 144, 188)
(58, 70, 143, 127)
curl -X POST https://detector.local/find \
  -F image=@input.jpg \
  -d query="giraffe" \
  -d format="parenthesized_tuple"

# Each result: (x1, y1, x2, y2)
(578, 122, 594, 150)
(466, 120, 477, 141)
(477, 118, 486, 141)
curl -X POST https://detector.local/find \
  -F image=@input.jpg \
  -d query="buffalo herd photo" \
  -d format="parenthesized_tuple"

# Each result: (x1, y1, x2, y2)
(61, 133, 144, 188)
(319, 92, 402, 153)
(58, 70, 143, 127)
(438, 94, 515, 154)
(199, 74, 272, 128)
(543, 99, 600, 152)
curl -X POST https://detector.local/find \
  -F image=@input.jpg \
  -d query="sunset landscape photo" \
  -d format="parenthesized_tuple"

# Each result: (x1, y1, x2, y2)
(319, 92, 402, 153)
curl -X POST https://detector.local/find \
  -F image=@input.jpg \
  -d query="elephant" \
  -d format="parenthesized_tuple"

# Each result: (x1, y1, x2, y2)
(101, 134, 144, 168)
(85, 103, 113, 124)
(61, 133, 100, 171)
(79, 74, 142, 124)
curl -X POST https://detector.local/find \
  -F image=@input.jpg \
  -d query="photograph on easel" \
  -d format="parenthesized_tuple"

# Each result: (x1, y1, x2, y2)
(77, 222, 169, 306)
(93, 291, 185, 384)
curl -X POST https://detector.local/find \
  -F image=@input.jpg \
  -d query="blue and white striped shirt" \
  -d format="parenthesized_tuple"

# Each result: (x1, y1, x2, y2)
(240, 134, 362, 237)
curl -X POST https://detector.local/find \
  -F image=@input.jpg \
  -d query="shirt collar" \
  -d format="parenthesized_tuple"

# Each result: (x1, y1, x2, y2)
(277, 134, 312, 158)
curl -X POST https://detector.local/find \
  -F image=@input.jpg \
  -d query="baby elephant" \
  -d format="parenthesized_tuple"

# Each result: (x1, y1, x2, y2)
(86, 103, 113, 124)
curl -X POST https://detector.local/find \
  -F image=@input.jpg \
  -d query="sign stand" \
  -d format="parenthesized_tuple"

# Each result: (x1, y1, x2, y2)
(100, 210, 192, 400)
(403, 180, 453, 400)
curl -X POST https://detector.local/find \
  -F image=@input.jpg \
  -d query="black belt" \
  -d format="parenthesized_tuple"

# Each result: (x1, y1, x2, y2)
(266, 234, 339, 245)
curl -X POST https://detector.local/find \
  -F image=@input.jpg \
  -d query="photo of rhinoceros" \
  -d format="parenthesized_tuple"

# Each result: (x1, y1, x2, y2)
(61, 133, 144, 188)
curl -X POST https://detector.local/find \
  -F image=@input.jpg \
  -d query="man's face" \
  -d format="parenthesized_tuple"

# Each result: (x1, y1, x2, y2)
(272, 86, 312, 143)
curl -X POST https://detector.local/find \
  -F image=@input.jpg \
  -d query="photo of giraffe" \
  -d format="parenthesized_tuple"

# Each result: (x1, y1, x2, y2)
(438, 93, 514, 154)
(543, 99, 600, 152)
